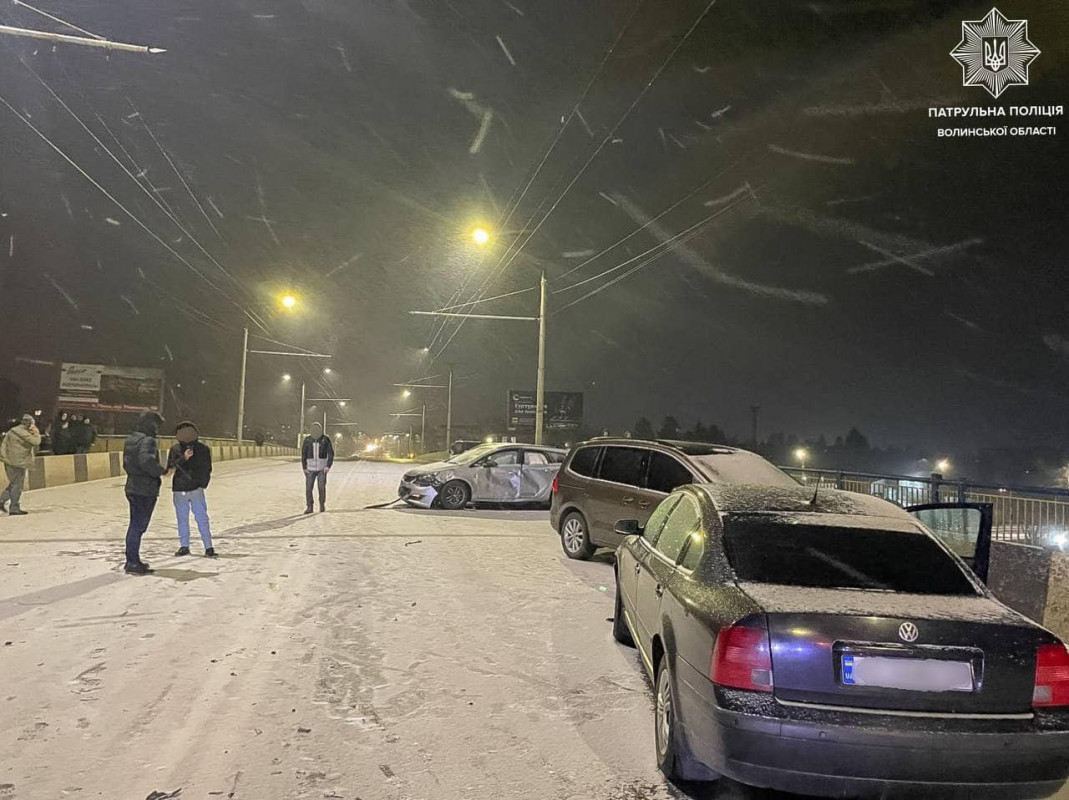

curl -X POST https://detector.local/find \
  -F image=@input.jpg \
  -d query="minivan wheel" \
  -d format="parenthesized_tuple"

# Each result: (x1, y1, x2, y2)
(612, 575, 634, 647)
(438, 480, 470, 511)
(560, 511, 595, 560)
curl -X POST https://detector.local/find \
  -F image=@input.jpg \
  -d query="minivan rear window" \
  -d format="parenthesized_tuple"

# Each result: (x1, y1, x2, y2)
(568, 447, 600, 477)
(722, 516, 978, 596)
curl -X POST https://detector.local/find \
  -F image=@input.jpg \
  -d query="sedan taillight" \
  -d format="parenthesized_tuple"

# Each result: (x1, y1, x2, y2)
(711, 621, 773, 692)
(1034, 642, 1069, 707)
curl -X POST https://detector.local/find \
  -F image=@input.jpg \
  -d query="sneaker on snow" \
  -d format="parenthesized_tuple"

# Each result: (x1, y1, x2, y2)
(8, 509, 28, 516)
(174, 547, 191, 557)
(124, 562, 154, 575)
(303, 507, 314, 515)
(205, 548, 218, 558)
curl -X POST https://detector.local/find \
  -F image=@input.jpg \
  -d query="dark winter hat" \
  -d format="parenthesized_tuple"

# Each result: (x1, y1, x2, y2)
(175, 420, 198, 433)
(139, 410, 165, 425)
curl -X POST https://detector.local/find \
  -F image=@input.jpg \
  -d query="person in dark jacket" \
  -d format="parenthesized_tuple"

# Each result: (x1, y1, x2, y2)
(72, 416, 97, 454)
(301, 422, 334, 514)
(167, 421, 216, 557)
(123, 411, 169, 575)
(51, 411, 72, 455)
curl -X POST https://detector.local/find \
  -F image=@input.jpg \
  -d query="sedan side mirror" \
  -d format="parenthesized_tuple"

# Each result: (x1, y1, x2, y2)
(615, 519, 642, 537)
(482, 459, 498, 469)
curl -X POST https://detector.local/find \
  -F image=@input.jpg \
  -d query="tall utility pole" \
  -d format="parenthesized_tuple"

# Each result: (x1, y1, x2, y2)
(298, 382, 306, 450)
(237, 331, 331, 445)
(409, 275, 548, 446)
(750, 405, 761, 450)
(421, 404, 426, 455)
(535, 272, 547, 445)
(237, 327, 249, 443)
(446, 367, 453, 450)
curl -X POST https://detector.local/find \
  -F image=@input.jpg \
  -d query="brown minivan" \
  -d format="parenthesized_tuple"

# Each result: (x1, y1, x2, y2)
(549, 438, 798, 559)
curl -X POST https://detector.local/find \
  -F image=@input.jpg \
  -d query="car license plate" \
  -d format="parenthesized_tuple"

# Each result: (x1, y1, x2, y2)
(841, 655, 974, 692)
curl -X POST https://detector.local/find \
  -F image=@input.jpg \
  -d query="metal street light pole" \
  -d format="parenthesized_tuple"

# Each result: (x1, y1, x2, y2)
(237, 329, 331, 446)
(446, 367, 453, 451)
(421, 404, 426, 455)
(237, 327, 249, 444)
(0, 23, 166, 53)
(298, 382, 306, 450)
(535, 272, 546, 445)
(410, 275, 548, 445)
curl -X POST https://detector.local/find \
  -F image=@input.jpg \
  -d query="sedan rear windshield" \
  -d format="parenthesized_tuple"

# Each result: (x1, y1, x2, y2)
(722, 516, 978, 596)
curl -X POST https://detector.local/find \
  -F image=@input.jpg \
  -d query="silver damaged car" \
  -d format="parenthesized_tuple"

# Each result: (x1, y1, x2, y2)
(398, 443, 567, 510)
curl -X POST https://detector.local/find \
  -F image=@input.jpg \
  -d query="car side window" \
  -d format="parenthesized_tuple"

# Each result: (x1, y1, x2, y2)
(486, 449, 520, 466)
(546, 451, 566, 464)
(598, 446, 649, 487)
(679, 529, 705, 572)
(524, 451, 549, 466)
(646, 452, 694, 494)
(641, 495, 681, 547)
(568, 446, 600, 477)
(656, 496, 701, 563)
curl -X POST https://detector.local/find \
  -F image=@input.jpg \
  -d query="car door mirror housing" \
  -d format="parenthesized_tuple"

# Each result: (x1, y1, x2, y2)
(615, 519, 643, 537)
(482, 459, 498, 469)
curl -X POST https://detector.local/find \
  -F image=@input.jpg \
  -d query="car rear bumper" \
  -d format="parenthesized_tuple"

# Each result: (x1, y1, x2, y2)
(398, 481, 437, 509)
(679, 681, 1069, 798)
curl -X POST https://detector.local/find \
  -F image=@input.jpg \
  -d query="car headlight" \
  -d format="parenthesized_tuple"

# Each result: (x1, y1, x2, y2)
(410, 474, 440, 487)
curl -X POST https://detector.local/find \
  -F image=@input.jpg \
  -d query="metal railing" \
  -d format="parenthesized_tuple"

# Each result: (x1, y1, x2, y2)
(779, 467, 1069, 550)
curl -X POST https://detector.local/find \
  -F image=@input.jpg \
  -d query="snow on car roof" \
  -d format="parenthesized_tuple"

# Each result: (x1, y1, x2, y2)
(698, 483, 915, 521)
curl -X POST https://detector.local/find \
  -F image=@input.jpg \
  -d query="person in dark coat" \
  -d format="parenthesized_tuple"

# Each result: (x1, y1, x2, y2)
(122, 411, 169, 575)
(301, 422, 335, 514)
(167, 421, 216, 557)
(51, 411, 72, 455)
(72, 416, 97, 454)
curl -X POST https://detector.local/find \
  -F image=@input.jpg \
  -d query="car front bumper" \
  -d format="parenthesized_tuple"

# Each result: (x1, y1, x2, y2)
(398, 480, 438, 509)
(676, 668, 1069, 798)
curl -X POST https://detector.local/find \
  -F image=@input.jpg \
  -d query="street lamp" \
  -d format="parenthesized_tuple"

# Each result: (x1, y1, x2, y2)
(402, 389, 412, 399)
(281, 294, 297, 309)
(323, 367, 333, 375)
(472, 227, 490, 245)
(282, 374, 292, 381)
(937, 458, 951, 473)
(794, 447, 808, 466)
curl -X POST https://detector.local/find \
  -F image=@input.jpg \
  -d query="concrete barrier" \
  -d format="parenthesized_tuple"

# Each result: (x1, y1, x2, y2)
(22, 445, 297, 492)
(989, 540, 1069, 641)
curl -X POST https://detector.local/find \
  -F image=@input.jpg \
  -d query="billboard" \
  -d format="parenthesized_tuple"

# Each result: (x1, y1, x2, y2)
(58, 363, 164, 413)
(507, 390, 583, 431)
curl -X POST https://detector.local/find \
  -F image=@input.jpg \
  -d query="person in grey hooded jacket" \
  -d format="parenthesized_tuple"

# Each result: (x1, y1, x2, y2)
(122, 411, 170, 574)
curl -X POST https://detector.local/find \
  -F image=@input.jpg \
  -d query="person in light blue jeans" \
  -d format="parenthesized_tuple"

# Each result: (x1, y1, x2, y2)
(167, 421, 216, 557)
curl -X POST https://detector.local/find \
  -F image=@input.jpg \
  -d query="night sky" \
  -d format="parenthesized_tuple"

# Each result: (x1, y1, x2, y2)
(0, 0, 1066, 453)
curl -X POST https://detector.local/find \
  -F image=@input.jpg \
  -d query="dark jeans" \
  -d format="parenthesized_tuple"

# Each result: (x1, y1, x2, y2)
(125, 494, 158, 566)
(305, 470, 327, 509)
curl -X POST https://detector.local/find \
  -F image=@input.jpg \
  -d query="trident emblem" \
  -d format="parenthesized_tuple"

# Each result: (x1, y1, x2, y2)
(984, 38, 1007, 71)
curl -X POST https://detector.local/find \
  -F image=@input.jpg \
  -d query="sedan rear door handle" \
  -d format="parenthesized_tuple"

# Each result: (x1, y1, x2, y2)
(654, 584, 664, 598)
(638, 500, 651, 510)
(622, 496, 635, 505)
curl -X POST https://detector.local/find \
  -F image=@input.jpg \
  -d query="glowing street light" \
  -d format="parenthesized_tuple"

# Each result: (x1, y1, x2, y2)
(323, 367, 333, 375)
(936, 458, 951, 473)
(282, 374, 292, 381)
(472, 227, 490, 245)
(402, 389, 412, 398)
(280, 294, 297, 309)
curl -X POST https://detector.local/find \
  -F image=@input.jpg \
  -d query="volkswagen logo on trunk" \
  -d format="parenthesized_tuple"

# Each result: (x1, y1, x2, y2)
(899, 622, 920, 642)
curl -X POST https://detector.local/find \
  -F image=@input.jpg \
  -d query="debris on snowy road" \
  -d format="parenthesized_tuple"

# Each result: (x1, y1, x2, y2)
(404, 540, 422, 546)
(145, 790, 182, 800)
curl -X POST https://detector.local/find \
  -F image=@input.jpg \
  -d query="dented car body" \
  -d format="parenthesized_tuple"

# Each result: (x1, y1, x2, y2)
(398, 443, 566, 509)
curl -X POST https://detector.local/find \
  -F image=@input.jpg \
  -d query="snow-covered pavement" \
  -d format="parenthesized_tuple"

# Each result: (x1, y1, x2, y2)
(1, 458, 788, 800)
